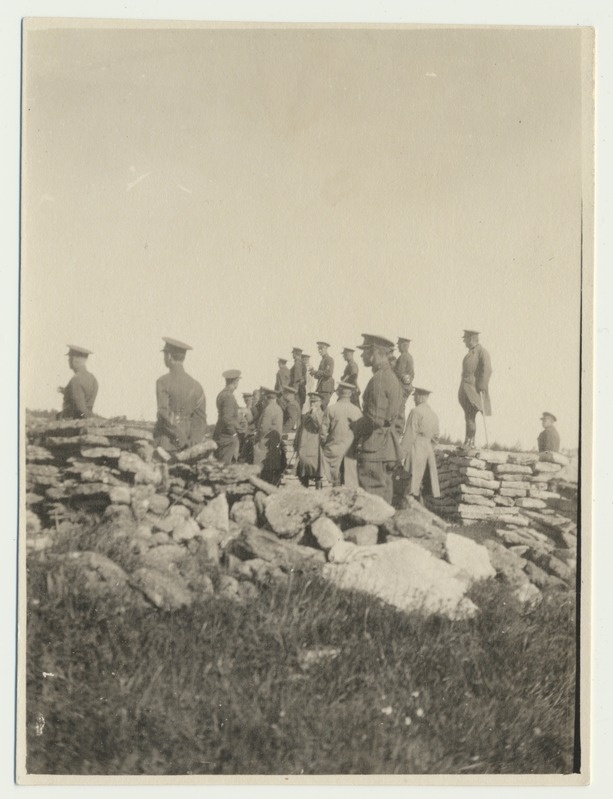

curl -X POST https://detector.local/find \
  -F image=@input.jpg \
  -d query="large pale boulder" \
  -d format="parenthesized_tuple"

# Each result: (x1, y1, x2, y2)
(138, 544, 186, 572)
(445, 533, 496, 583)
(196, 493, 229, 532)
(539, 451, 570, 466)
(323, 539, 477, 620)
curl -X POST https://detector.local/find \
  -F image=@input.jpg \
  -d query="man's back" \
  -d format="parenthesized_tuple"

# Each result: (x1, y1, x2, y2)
(63, 370, 98, 418)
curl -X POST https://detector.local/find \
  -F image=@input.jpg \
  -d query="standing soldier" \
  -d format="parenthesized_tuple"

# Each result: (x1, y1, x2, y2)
(58, 345, 98, 419)
(311, 341, 335, 410)
(537, 412, 561, 453)
(154, 338, 207, 453)
(400, 387, 441, 503)
(281, 385, 302, 434)
(353, 334, 403, 504)
(238, 392, 255, 462)
(213, 369, 242, 464)
(340, 346, 361, 408)
(320, 381, 363, 486)
(301, 353, 315, 410)
(295, 391, 325, 488)
(274, 357, 291, 393)
(289, 347, 306, 407)
(395, 337, 415, 428)
(458, 329, 492, 449)
(253, 388, 285, 484)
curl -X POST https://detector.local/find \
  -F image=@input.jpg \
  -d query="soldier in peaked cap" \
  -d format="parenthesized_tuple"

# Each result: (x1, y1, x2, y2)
(458, 330, 492, 449)
(311, 341, 335, 410)
(341, 347, 361, 408)
(154, 338, 207, 453)
(58, 345, 99, 419)
(537, 412, 561, 453)
(352, 334, 403, 504)
(214, 369, 242, 464)
(274, 357, 291, 393)
(281, 384, 302, 434)
(253, 387, 285, 484)
(400, 387, 441, 502)
(289, 347, 306, 406)
(294, 391, 325, 487)
(394, 337, 415, 431)
(320, 381, 363, 487)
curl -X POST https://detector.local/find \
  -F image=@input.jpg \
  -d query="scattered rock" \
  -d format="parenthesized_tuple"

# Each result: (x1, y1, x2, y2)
(196, 493, 229, 532)
(311, 517, 344, 551)
(172, 517, 201, 542)
(445, 533, 496, 583)
(229, 495, 258, 527)
(380, 508, 447, 558)
(344, 524, 379, 546)
(138, 544, 186, 573)
(130, 567, 192, 610)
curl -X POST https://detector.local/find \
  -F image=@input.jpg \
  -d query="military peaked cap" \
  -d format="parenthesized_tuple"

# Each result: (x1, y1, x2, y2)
(261, 386, 278, 397)
(357, 333, 395, 350)
(397, 337, 411, 343)
(342, 347, 355, 353)
(66, 345, 92, 357)
(541, 411, 557, 422)
(162, 337, 193, 353)
(223, 369, 241, 380)
(301, 353, 311, 359)
(462, 329, 480, 338)
(278, 357, 288, 363)
(413, 387, 432, 396)
(316, 340, 330, 347)
(292, 347, 303, 354)
(242, 392, 253, 398)
(337, 381, 355, 391)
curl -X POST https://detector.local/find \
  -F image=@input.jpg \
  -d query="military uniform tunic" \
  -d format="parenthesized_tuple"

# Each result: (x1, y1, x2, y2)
(154, 365, 207, 452)
(400, 402, 441, 498)
(458, 343, 492, 415)
(274, 365, 291, 393)
(214, 387, 240, 464)
(290, 359, 307, 406)
(341, 360, 361, 407)
(282, 396, 302, 433)
(537, 426, 560, 453)
(394, 352, 415, 398)
(61, 369, 98, 419)
(354, 362, 403, 504)
(313, 354, 335, 409)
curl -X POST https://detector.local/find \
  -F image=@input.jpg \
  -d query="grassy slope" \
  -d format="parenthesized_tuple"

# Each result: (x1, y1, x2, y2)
(25, 566, 576, 776)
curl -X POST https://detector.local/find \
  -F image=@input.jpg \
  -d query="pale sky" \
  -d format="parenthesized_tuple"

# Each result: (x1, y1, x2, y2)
(21, 23, 587, 450)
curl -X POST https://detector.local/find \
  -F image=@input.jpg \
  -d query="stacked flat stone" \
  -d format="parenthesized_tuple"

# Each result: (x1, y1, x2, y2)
(431, 447, 571, 525)
(25, 417, 256, 535)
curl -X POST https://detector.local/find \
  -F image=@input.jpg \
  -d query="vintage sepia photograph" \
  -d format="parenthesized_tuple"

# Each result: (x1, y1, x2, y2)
(17, 17, 593, 784)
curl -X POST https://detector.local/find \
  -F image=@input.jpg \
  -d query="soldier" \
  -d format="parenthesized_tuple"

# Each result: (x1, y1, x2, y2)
(58, 345, 99, 419)
(295, 391, 325, 488)
(238, 392, 255, 462)
(400, 387, 441, 503)
(154, 338, 207, 453)
(274, 357, 291, 393)
(537, 412, 561, 453)
(320, 381, 363, 486)
(213, 369, 242, 464)
(301, 353, 315, 410)
(253, 387, 285, 484)
(310, 341, 335, 410)
(281, 385, 302, 434)
(289, 347, 306, 406)
(394, 336, 415, 433)
(353, 334, 403, 504)
(340, 346, 361, 407)
(458, 329, 492, 449)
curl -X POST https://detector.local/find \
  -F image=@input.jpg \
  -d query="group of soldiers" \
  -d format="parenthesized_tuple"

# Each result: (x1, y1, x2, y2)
(57, 329, 561, 507)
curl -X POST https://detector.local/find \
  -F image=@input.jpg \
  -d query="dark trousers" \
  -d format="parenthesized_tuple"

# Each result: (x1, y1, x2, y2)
(357, 459, 395, 505)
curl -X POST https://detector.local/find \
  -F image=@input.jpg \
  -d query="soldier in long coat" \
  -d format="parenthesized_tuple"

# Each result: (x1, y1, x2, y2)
(237, 392, 255, 462)
(154, 338, 207, 453)
(213, 369, 242, 464)
(311, 341, 335, 410)
(537, 412, 561, 453)
(353, 334, 403, 505)
(253, 388, 285, 484)
(274, 358, 291, 393)
(59, 345, 98, 419)
(320, 381, 363, 486)
(295, 392, 325, 487)
(458, 330, 492, 448)
(400, 387, 441, 501)
(340, 347, 361, 408)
